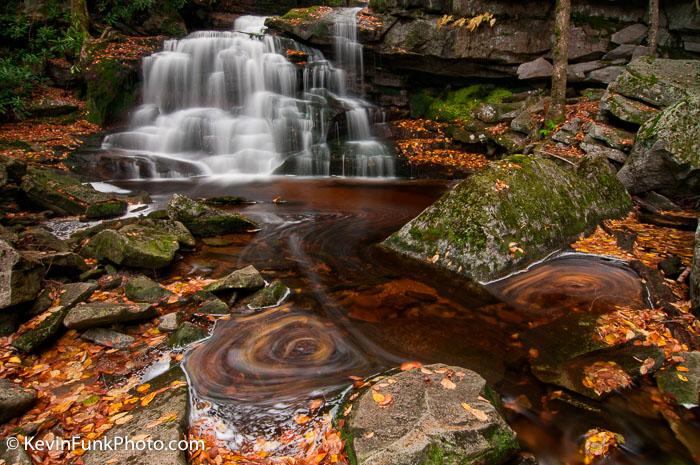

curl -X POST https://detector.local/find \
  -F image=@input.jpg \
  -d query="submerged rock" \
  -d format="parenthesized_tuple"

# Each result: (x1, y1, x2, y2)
(656, 351, 700, 407)
(0, 239, 44, 310)
(0, 378, 37, 423)
(167, 194, 258, 237)
(125, 275, 171, 303)
(63, 302, 157, 330)
(383, 155, 631, 282)
(21, 167, 127, 219)
(244, 280, 290, 310)
(168, 322, 208, 348)
(205, 264, 265, 292)
(342, 364, 518, 465)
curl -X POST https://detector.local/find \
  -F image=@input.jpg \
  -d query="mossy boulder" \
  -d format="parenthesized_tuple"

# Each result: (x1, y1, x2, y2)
(205, 265, 265, 292)
(85, 56, 140, 127)
(599, 92, 659, 127)
(383, 155, 632, 282)
(21, 167, 127, 219)
(167, 194, 258, 237)
(243, 280, 290, 310)
(168, 322, 208, 348)
(63, 302, 157, 330)
(617, 98, 700, 197)
(341, 364, 518, 465)
(125, 275, 172, 303)
(197, 298, 229, 315)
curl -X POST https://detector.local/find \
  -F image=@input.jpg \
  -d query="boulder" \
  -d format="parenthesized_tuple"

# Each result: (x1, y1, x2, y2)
(11, 307, 69, 353)
(599, 92, 659, 126)
(657, 352, 700, 408)
(197, 298, 229, 314)
(383, 155, 631, 282)
(168, 322, 208, 348)
(16, 227, 69, 252)
(21, 167, 127, 219)
(82, 367, 189, 465)
(158, 312, 181, 332)
(579, 142, 627, 164)
(617, 98, 700, 196)
(586, 122, 635, 151)
(21, 251, 89, 278)
(243, 280, 290, 310)
(58, 282, 98, 308)
(342, 364, 518, 465)
(125, 275, 171, 303)
(608, 58, 700, 109)
(611, 24, 648, 45)
(80, 328, 135, 349)
(585, 66, 626, 85)
(63, 302, 157, 330)
(167, 194, 258, 237)
(517, 57, 552, 80)
(0, 379, 36, 424)
(205, 265, 265, 292)
(0, 239, 44, 310)
(0, 154, 27, 187)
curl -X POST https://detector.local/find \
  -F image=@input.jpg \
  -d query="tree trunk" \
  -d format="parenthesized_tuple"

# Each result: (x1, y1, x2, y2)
(648, 0, 660, 56)
(547, 0, 571, 123)
(70, 0, 90, 36)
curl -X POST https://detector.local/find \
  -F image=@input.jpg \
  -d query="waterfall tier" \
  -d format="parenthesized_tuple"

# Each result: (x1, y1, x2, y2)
(101, 14, 394, 179)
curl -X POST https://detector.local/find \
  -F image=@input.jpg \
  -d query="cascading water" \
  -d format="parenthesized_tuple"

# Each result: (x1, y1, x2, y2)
(101, 13, 394, 179)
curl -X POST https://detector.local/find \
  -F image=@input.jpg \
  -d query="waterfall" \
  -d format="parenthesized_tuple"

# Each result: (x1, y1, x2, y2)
(101, 14, 394, 179)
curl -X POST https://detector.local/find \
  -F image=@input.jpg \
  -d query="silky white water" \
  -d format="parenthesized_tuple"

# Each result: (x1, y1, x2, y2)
(102, 13, 394, 179)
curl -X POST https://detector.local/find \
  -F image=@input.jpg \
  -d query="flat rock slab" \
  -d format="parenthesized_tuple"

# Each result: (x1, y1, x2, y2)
(0, 378, 37, 423)
(0, 437, 32, 465)
(82, 367, 189, 465)
(344, 364, 518, 465)
(205, 265, 264, 292)
(125, 275, 171, 303)
(58, 282, 98, 308)
(167, 194, 258, 237)
(80, 328, 135, 349)
(11, 307, 69, 353)
(64, 302, 156, 330)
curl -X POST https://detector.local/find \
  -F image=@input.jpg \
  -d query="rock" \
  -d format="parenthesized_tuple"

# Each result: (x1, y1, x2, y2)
(599, 92, 659, 126)
(568, 60, 605, 82)
(17, 227, 69, 252)
(609, 58, 700, 109)
(21, 167, 127, 219)
(205, 195, 248, 206)
(80, 328, 135, 349)
(98, 273, 123, 290)
(552, 118, 584, 146)
(585, 66, 626, 85)
(517, 57, 552, 80)
(0, 378, 37, 423)
(383, 155, 632, 282)
(205, 265, 265, 292)
(342, 364, 518, 465)
(21, 251, 89, 278)
(656, 352, 700, 408)
(58, 282, 98, 308)
(692, 224, 700, 315)
(63, 302, 157, 330)
(492, 131, 528, 154)
(11, 307, 69, 353)
(0, 154, 27, 187)
(0, 239, 44, 310)
(0, 311, 18, 337)
(611, 24, 648, 45)
(641, 192, 682, 211)
(125, 275, 171, 303)
(167, 194, 258, 237)
(617, 98, 700, 196)
(82, 367, 189, 465)
(158, 312, 181, 332)
(586, 122, 635, 151)
(603, 44, 638, 61)
(244, 280, 290, 310)
(168, 322, 207, 348)
(658, 256, 683, 280)
(510, 98, 545, 135)
(202, 237, 234, 247)
(197, 298, 229, 314)
(0, 437, 32, 465)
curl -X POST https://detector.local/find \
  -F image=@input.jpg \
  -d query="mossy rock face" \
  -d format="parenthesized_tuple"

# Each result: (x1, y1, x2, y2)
(599, 92, 659, 127)
(617, 98, 700, 197)
(20, 167, 127, 219)
(383, 154, 631, 282)
(341, 364, 518, 465)
(265, 7, 334, 42)
(410, 86, 513, 123)
(85, 57, 140, 127)
(167, 194, 258, 237)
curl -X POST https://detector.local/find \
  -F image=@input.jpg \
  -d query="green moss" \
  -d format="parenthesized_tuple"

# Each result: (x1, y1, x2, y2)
(281, 6, 326, 20)
(410, 85, 514, 123)
(86, 58, 138, 126)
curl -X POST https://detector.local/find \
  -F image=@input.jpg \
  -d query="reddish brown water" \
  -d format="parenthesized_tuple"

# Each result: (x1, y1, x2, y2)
(114, 177, 695, 464)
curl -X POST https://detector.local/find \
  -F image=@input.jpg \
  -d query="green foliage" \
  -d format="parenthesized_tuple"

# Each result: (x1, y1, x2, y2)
(409, 85, 513, 122)
(94, 0, 187, 26)
(0, 59, 38, 119)
(538, 119, 559, 138)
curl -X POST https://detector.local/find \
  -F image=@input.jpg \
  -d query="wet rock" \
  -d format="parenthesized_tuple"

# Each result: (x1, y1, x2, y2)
(342, 364, 518, 465)
(63, 302, 157, 330)
(125, 275, 171, 303)
(82, 367, 189, 465)
(517, 57, 552, 80)
(0, 239, 44, 310)
(21, 167, 127, 219)
(80, 328, 135, 349)
(0, 437, 32, 465)
(21, 250, 88, 278)
(656, 352, 700, 407)
(586, 122, 635, 151)
(383, 155, 631, 282)
(244, 280, 290, 310)
(167, 194, 258, 237)
(617, 98, 700, 196)
(197, 298, 229, 314)
(11, 307, 69, 353)
(609, 58, 700, 109)
(168, 322, 207, 348)
(58, 282, 98, 308)
(611, 24, 648, 45)
(205, 195, 248, 206)
(158, 312, 181, 332)
(205, 265, 265, 292)
(599, 92, 659, 127)
(0, 378, 37, 423)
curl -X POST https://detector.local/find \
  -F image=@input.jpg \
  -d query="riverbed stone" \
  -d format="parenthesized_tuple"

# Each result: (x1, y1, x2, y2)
(342, 364, 518, 465)
(167, 194, 258, 237)
(0, 378, 37, 424)
(125, 275, 171, 303)
(205, 264, 265, 292)
(656, 352, 700, 408)
(0, 239, 44, 310)
(17, 227, 69, 252)
(168, 322, 207, 348)
(21, 250, 89, 278)
(158, 312, 181, 332)
(197, 298, 229, 314)
(11, 307, 69, 353)
(21, 167, 127, 219)
(244, 280, 290, 310)
(80, 328, 135, 349)
(58, 282, 98, 308)
(383, 155, 631, 282)
(63, 302, 157, 330)
(82, 367, 189, 465)
(617, 98, 700, 196)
